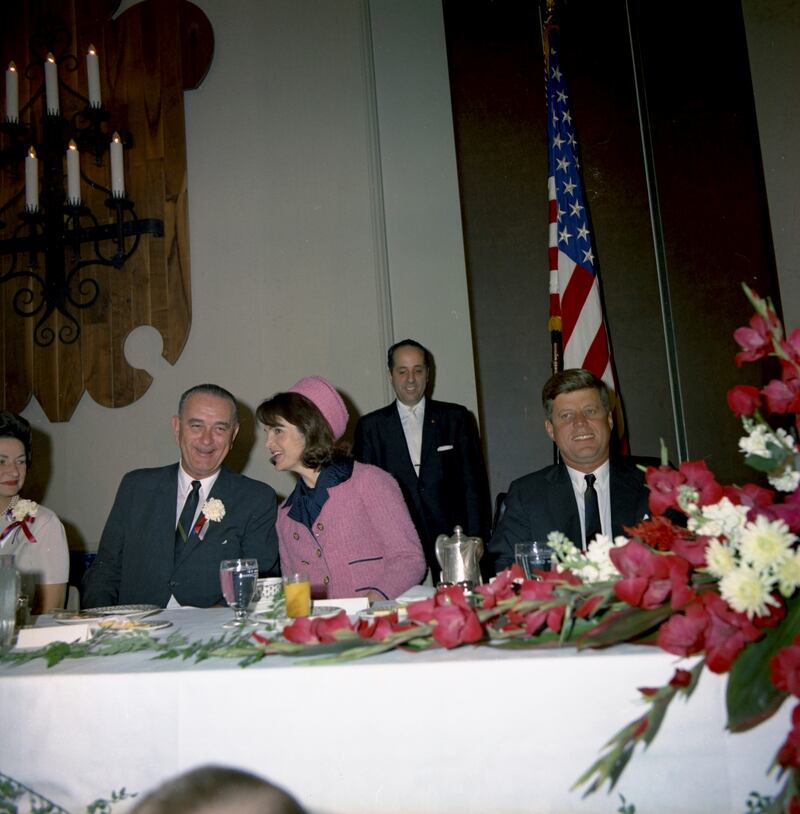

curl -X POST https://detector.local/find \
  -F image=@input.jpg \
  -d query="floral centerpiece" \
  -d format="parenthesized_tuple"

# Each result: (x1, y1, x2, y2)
(5, 285, 800, 810)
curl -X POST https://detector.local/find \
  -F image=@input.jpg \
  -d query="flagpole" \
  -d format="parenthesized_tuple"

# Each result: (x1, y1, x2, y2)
(624, 0, 689, 463)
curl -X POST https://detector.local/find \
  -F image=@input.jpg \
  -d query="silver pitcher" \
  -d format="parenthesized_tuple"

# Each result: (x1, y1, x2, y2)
(435, 526, 483, 588)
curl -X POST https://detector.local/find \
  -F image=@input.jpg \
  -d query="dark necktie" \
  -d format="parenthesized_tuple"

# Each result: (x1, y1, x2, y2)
(584, 473, 601, 549)
(175, 480, 201, 560)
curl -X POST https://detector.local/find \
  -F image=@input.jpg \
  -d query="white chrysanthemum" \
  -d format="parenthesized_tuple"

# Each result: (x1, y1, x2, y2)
(719, 565, 780, 619)
(738, 424, 770, 457)
(776, 552, 800, 598)
(705, 537, 737, 578)
(202, 498, 226, 523)
(739, 515, 795, 572)
(582, 534, 623, 582)
(688, 498, 748, 539)
(775, 427, 798, 452)
(768, 464, 800, 493)
(11, 498, 38, 522)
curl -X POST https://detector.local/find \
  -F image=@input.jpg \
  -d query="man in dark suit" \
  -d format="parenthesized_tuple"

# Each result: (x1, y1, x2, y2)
(353, 339, 491, 581)
(83, 384, 279, 608)
(489, 368, 651, 572)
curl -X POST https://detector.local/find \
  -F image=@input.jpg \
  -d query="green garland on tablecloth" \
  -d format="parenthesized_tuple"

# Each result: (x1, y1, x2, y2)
(0, 772, 134, 813)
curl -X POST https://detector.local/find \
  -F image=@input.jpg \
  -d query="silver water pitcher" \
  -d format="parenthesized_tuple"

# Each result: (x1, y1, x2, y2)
(435, 526, 483, 588)
(0, 554, 19, 649)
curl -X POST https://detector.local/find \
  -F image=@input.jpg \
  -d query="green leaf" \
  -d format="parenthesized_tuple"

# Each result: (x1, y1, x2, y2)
(727, 594, 800, 732)
(576, 605, 674, 649)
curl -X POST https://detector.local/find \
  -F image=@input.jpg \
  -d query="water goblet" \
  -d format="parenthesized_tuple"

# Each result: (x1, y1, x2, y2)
(514, 541, 553, 580)
(219, 558, 259, 628)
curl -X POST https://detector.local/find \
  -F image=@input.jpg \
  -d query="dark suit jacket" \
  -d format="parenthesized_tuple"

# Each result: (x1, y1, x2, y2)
(82, 464, 279, 608)
(488, 459, 651, 572)
(353, 399, 491, 575)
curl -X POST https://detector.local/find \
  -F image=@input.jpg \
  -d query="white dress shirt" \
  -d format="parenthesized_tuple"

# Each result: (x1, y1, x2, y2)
(397, 396, 425, 476)
(566, 459, 611, 548)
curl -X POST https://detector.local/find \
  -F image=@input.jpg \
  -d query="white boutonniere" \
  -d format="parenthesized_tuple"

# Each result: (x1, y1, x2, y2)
(193, 498, 225, 540)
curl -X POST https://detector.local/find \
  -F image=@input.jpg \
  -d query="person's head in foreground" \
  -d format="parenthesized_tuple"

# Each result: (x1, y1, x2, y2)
(130, 765, 307, 814)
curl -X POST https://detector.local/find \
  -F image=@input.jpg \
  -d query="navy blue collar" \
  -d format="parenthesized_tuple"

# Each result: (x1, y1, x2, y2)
(285, 457, 354, 530)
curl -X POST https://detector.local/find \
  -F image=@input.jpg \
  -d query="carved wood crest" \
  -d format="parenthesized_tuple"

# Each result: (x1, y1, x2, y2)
(0, 0, 213, 420)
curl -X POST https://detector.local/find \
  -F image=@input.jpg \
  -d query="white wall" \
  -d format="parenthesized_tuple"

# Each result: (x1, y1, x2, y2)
(21, 0, 477, 550)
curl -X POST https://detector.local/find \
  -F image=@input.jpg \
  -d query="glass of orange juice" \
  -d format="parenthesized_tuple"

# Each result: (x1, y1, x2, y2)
(284, 572, 311, 618)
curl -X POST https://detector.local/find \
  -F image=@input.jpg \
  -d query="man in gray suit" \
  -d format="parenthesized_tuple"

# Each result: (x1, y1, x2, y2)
(83, 384, 279, 608)
(488, 368, 651, 572)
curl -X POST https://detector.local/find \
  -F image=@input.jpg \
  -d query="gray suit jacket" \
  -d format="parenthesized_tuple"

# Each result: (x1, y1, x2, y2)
(488, 459, 651, 572)
(82, 464, 279, 608)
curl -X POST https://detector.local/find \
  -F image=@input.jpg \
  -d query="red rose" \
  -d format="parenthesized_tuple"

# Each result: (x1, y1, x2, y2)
(771, 636, 800, 696)
(726, 385, 762, 417)
(646, 466, 685, 516)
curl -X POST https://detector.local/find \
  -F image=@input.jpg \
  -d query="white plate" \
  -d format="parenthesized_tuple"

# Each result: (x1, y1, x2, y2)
(52, 604, 161, 624)
(311, 605, 346, 617)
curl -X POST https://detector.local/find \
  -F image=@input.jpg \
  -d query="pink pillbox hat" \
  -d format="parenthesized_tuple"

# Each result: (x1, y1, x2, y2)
(288, 376, 349, 440)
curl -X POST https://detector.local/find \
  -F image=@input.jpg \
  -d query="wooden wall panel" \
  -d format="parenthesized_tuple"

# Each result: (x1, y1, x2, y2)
(0, 0, 213, 420)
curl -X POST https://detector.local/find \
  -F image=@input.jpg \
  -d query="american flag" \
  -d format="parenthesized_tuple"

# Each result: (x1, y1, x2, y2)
(545, 19, 626, 444)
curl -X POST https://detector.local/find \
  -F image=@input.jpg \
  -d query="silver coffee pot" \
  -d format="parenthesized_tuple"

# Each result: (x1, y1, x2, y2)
(435, 526, 483, 588)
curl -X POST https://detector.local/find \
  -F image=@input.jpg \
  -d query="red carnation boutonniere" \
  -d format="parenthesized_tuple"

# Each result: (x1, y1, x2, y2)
(0, 497, 39, 544)
(193, 498, 225, 541)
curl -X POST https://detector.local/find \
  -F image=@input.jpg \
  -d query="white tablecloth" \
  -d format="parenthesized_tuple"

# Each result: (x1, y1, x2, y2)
(0, 606, 790, 813)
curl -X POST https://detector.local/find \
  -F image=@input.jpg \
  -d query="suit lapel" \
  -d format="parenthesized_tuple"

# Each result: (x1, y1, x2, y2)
(158, 465, 180, 564)
(546, 465, 582, 544)
(419, 400, 438, 468)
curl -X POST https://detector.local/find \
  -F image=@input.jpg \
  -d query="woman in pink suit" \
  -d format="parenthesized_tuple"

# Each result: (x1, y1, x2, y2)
(257, 377, 425, 601)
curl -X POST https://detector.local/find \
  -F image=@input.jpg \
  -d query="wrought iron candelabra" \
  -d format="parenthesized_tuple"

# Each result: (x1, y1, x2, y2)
(0, 20, 163, 347)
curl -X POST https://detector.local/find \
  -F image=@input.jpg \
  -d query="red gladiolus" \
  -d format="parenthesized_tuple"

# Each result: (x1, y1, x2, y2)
(428, 603, 484, 648)
(474, 568, 517, 608)
(575, 593, 605, 619)
(356, 613, 402, 641)
(701, 593, 762, 673)
(724, 483, 776, 512)
(646, 466, 685, 516)
(774, 489, 800, 533)
(669, 668, 693, 688)
(283, 611, 353, 644)
(671, 535, 708, 568)
(639, 686, 659, 698)
(733, 314, 773, 366)
(610, 540, 694, 610)
(678, 460, 724, 507)
(657, 602, 708, 657)
(726, 385, 762, 417)
(763, 376, 800, 414)
(771, 636, 800, 697)
(777, 704, 800, 769)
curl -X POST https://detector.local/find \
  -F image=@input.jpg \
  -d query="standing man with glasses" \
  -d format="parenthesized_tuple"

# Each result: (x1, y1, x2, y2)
(488, 368, 652, 573)
(353, 339, 491, 583)
(83, 384, 279, 608)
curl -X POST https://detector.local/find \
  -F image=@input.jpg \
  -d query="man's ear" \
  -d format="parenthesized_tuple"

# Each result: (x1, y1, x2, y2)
(171, 415, 180, 442)
(545, 420, 555, 443)
(607, 411, 614, 432)
(231, 424, 240, 443)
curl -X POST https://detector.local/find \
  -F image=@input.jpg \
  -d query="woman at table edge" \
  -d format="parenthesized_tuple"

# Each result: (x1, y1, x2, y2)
(0, 411, 68, 613)
(257, 376, 426, 602)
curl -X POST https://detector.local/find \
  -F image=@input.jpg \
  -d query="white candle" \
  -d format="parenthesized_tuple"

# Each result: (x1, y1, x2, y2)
(110, 132, 124, 197)
(5, 62, 18, 122)
(86, 45, 101, 107)
(67, 140, 80, 204)
(45, 52, 59, 115)
(25, 147, 38, 211)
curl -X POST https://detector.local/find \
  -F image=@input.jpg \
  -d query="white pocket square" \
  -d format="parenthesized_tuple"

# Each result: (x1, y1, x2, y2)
(437, 445, 454, 452)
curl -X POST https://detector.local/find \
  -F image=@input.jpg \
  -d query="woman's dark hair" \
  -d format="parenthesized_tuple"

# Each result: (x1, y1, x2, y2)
(256, 392, 339, 471)
(0, 411, 32, 466)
